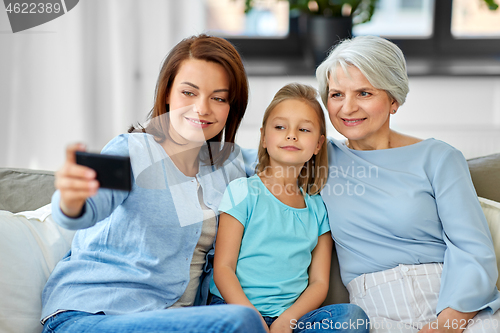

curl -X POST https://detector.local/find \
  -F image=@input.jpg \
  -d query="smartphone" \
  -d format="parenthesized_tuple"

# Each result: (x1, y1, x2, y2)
(75, 151, 132, 191)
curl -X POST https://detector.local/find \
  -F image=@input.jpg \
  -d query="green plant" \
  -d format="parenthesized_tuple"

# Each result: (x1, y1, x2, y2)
(483, 0, 499, 10)
(289, 0, 377, 24)
(244, 0, 379, 25)
(243, 0, 499, 26)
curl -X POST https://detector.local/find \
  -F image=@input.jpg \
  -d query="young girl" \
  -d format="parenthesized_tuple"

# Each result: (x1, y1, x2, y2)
(210, 83, 368, 333)
(41, 34, 265, 333)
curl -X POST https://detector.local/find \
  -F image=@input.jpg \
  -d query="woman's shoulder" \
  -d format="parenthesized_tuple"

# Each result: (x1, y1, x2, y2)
(390, 132, 461, 155)
(327, 135, 459, 155)
(406, 137, 463, 160)
(102, 132, 155, 150)
(390, 137, 465, 166)
(124, 132, 164, 156)
(391, 132, 423, 148)
(106, 133, 167, 181)
(101, 133, 132, 155)
(393, 137, 467, 172)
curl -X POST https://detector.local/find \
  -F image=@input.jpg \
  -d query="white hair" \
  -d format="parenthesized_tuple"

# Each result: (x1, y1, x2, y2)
(315, 35, 409, 107)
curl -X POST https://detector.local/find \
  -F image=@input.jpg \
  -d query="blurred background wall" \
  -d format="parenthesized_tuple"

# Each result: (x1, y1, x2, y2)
(1, 0, 499, 171)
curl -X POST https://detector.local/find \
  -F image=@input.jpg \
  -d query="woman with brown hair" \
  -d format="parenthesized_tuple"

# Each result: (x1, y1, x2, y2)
(40, 34, 264, 333)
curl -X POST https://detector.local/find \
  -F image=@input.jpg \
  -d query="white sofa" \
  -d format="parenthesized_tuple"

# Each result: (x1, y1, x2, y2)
(1, 153, 500, 333)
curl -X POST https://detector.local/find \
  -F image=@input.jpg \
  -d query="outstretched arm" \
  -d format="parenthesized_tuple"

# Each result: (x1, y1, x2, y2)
(270, 232, 333, 333)
(213, 212, 269, 332)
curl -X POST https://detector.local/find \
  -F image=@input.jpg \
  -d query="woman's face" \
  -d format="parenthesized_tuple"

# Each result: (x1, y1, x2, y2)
(327, 65, 399, 147)
(166, 58, 230, 144)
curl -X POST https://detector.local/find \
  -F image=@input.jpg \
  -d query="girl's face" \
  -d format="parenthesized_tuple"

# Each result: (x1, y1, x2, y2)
(327, 65, 399, 147)
(166, 58, 230, 144)
(262, 99, 325, 168)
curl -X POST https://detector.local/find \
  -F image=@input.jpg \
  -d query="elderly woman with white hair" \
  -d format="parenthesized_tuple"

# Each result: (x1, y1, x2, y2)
(316, 35, 500, 332)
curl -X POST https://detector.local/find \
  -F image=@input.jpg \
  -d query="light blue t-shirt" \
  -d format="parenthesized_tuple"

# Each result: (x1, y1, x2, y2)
(210, 174, 330, 317)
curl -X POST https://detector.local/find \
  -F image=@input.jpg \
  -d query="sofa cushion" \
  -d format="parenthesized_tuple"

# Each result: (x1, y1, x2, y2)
(0, 168, 55, 213)
(479, 197, 500, 290)
(0, 205, 75, 333)
(468, 153, 500, 203)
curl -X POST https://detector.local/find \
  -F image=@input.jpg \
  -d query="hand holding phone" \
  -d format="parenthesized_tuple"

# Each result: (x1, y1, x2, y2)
(75, 151, 132, 191)
(55, 145, 132, 218)
(55, 144, 99, 217)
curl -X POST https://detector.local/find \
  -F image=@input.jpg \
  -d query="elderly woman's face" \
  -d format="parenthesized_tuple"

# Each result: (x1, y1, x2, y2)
(327, 65, 398, 146)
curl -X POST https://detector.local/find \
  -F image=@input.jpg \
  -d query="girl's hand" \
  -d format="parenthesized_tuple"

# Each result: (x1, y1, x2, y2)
(55, 143, 99, 217)
(269, 315, 293, 333)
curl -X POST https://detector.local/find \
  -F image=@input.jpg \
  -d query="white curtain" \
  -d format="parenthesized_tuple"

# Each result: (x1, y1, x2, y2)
(0, 0, 206, 170)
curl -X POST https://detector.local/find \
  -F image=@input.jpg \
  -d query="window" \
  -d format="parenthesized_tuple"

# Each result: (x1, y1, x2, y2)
(451, 0, 500, 37)
(431, 0, 500, 57)
(208, 0, 500, 75)
(354, 0, 434, 38)
(205, 0, 289, 37)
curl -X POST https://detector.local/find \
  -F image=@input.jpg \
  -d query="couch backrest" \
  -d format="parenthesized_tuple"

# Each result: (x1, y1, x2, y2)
(0, 168, 55, 213)
(1, 153, 499, 213)
(468, 153, 500, 203)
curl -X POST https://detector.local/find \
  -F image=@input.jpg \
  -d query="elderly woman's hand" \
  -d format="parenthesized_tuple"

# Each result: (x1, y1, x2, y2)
(418, 308, 478, 333)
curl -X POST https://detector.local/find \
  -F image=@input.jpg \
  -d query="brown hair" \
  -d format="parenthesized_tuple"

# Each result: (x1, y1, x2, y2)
(129, 34, 249, 167)
(256, 83, 328, 195)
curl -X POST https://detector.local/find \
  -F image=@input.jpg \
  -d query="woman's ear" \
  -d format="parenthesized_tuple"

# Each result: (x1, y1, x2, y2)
(391, 99, 400, 112)
(314, 135, 326, 155)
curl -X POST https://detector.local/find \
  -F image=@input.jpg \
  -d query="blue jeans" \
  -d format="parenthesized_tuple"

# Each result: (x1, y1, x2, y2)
(210, 295, 369, 332)
(42, 305, 266, 333)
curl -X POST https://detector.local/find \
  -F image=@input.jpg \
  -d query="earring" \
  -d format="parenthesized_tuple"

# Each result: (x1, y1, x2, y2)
(391, 110, 397, 114)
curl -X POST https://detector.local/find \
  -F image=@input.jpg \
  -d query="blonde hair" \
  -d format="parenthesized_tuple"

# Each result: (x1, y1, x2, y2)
(256, 83, 328, 195)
